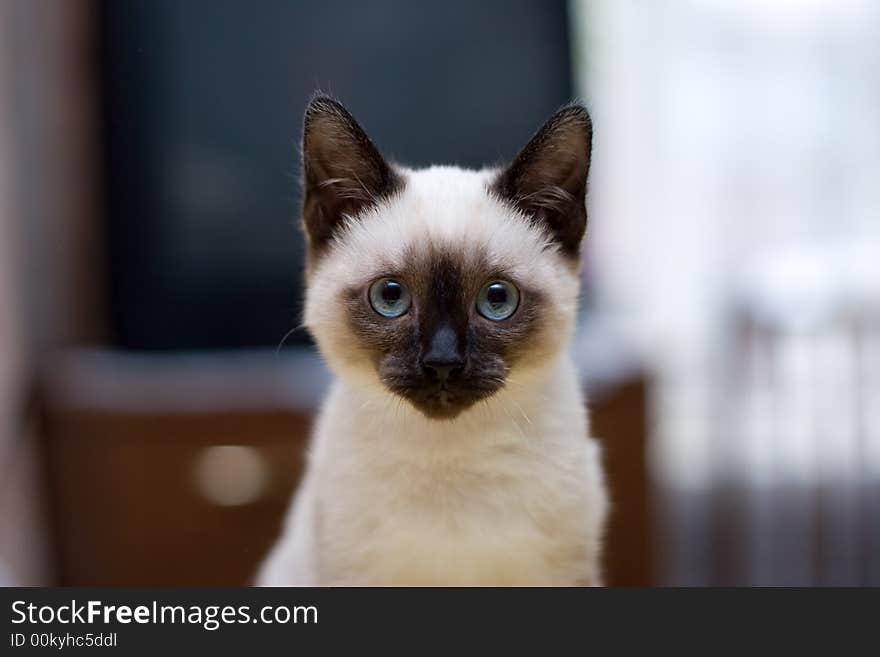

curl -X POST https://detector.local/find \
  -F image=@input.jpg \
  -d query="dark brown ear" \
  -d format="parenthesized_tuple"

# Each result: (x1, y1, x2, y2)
(491, 103, 592, 258)
(301, 95, 402, 254)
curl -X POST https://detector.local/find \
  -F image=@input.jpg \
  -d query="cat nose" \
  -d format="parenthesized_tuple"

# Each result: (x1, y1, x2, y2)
(422, 324, 465, 383)
(422, 358, 465, 383)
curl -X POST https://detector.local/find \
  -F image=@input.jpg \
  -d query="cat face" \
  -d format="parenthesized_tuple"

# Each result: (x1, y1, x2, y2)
(300, 97, 591, 419)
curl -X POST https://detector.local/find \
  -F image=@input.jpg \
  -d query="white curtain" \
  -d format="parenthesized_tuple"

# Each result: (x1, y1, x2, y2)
(571, 0, 880, 584)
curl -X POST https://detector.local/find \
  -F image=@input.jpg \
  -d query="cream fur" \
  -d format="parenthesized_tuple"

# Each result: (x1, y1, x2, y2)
(257, 165, 608, 586)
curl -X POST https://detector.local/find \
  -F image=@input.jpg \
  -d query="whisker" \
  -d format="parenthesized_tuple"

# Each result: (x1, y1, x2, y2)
(275, 323, 307, 355)
(509, 397, 533, 425)
(497, 398, 528, 442)
(504, 378, 551, 403)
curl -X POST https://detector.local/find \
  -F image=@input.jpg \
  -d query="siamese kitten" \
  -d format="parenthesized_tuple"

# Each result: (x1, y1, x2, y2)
(257, 96, 608, 586)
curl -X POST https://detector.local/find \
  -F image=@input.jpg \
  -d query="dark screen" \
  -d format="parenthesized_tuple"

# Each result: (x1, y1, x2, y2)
(100, 0, 573, 349)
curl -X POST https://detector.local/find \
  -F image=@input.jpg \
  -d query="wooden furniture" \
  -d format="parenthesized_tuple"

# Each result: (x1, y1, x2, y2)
(591, 377, 652, 586)
(42, 349, 652, 586)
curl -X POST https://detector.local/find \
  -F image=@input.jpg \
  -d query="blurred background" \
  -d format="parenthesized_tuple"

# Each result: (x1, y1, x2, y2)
(0, 0, 878, 586)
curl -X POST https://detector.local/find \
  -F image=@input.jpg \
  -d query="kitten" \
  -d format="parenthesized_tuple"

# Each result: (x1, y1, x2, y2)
(257, 96, 608, 586)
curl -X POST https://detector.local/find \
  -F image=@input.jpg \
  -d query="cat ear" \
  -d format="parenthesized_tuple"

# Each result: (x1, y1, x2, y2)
(491, 103, 592, 259)
(301, 95, 401, 253)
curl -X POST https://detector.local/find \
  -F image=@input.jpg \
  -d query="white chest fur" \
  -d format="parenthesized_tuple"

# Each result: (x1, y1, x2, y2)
(258, 358, 608, 586)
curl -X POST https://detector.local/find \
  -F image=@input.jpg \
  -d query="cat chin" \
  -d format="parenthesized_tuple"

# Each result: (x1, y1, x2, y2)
(408, 398, 477, 421)
(386, 385, 502, 421)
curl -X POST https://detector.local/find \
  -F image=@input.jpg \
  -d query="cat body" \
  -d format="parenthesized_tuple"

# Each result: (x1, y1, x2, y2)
(257, 98, 608, 586)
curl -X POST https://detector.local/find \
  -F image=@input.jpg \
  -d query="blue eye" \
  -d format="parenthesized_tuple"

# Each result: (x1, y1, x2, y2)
(476, 281, 519, 321)
(368, 278, 411, 318)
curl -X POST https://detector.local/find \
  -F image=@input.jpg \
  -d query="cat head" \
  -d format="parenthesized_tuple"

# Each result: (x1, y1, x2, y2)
(300, 96, 591, 419)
